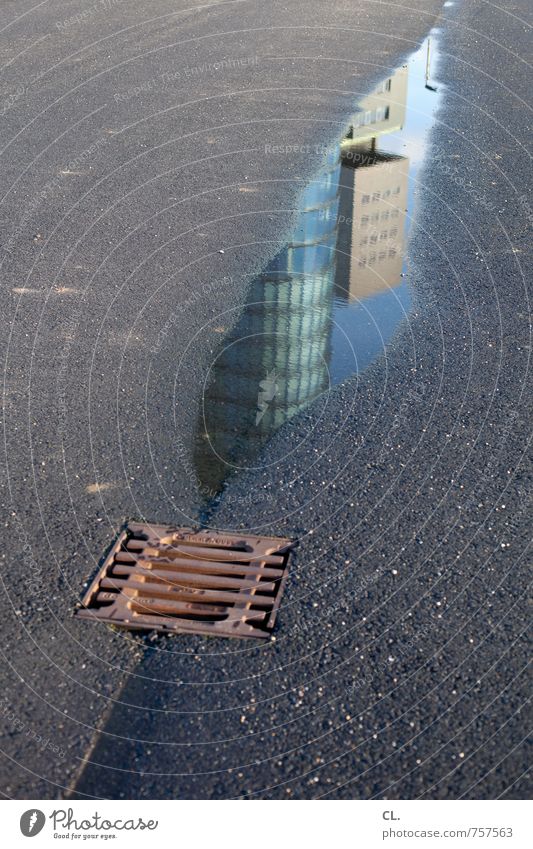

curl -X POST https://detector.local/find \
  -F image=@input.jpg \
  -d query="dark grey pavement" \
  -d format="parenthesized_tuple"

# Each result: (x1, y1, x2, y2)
(1, 0, 531, 799)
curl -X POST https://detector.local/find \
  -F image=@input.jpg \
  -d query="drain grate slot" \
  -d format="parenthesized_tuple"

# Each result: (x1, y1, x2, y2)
(76, 523, 295, 639)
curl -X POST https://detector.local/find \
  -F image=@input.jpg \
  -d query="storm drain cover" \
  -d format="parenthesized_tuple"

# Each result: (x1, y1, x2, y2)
(76, 523, 295, 639)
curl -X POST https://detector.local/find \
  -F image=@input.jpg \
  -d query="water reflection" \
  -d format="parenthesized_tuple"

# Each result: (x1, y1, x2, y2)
(194, 39, 440, 497)
(194, 146, 340, 495)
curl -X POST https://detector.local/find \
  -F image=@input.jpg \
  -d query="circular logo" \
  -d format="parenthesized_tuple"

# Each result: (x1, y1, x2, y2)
(20, 810, 46, 837)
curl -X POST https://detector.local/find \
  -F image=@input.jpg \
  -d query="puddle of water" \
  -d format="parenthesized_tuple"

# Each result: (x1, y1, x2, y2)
(194, 37, 442, 499)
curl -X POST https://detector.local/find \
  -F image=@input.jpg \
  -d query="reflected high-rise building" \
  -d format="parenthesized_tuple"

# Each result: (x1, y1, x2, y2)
(335, 66, 409, 301)
(194, 65, 410, 499)
(334, 151, 408, 301)
(194, 146, 341, 496)
(347, 65, 408, 145)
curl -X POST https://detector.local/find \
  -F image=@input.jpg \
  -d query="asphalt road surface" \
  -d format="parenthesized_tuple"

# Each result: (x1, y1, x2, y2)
(0, 0, 530, 799)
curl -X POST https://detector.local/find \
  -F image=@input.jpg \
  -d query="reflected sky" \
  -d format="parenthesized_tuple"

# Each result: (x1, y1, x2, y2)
(193, 37, 442, 499)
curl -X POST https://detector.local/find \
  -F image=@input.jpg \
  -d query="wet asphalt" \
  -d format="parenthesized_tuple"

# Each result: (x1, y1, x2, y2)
(1, 0, 531, 799)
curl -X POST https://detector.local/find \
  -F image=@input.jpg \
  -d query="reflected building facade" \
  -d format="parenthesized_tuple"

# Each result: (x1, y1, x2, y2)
(194, 147, 341, 495)
(194, 66, 410, 498)
(347, 65, 408, 146)
(335, 66, 409, 301)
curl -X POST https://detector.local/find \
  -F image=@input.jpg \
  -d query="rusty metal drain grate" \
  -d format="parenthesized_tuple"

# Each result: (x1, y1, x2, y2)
(76, 523, 295, 639)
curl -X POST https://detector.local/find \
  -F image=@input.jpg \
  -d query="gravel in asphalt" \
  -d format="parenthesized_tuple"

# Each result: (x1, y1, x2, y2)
(1, 0, 530, 799)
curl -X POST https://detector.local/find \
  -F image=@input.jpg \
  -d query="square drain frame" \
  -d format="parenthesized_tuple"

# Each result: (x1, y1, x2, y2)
(76, 522, 295, 639)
